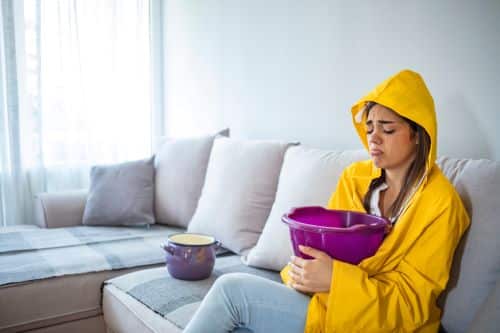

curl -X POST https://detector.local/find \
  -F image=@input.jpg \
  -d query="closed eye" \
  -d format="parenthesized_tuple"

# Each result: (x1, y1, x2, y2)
(366, 128, 395, 134)
(365, 119, 397, 135)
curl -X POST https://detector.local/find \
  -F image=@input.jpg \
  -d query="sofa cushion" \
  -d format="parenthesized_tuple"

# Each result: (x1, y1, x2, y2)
(103, 255, 280, 331)
(83, 157, 155, 226)
(154, 129, 229, 227)
(0, 225, 183, 286)
(437, 157, 500, 332)
(104, 285, 180, 333)
(243, 146, 368, 271)
(0, 266, 153, 332)
(0, 224, 183, 332)
(187, 138, 292, 254)
(466, 277, 500, 333)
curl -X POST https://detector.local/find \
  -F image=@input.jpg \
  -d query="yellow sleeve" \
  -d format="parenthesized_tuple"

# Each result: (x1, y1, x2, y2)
(280, 264, 291, 286)
(319, 197, 470, 332)
(327, 168, 350, 209)
(326, 165, 367, 212)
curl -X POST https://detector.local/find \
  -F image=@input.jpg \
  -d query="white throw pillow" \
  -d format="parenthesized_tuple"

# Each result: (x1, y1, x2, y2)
(187, 138, 293, 254)
(154, 129, 229, 227)
(437, 157, 500, 332)
(243, 146, 368, 271)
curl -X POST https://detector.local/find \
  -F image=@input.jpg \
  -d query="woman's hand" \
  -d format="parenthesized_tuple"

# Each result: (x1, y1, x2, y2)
(288, 245, 334, 293)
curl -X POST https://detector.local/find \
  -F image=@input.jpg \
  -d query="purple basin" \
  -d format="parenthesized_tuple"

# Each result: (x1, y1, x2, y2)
(161, 233, 221, 281)
(282, 206, 389, 265)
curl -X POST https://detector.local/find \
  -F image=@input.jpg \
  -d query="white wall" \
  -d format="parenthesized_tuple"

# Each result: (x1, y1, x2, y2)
(162, 0, 500, 160)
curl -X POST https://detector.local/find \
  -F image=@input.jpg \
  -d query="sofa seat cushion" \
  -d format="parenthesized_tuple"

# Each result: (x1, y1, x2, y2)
(0, 224, 184, 332)
(0, 266, 154, 332)
(0, 225, 41, 233)
(104, 285, 181, 333)
(103, 255, 280, 331)
(0, 225, 183, 286)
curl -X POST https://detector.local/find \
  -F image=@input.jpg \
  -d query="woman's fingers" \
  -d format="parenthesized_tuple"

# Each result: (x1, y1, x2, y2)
(290, 281, 313, 293)
(298, 245, 329, 260)
(287, 266, 309, 292)
(288, 261, 303, 279)
(289, 255, 313, 283)
(288, 250, 334, 293)
(289, 276, 319, 294)
(291, 255, 306, 268)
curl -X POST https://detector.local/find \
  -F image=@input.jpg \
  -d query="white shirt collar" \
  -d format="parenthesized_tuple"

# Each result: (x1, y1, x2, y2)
(369, 182, 397, 223)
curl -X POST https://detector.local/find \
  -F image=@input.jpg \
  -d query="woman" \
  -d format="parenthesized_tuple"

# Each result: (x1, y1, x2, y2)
(183, 69, 470, 333)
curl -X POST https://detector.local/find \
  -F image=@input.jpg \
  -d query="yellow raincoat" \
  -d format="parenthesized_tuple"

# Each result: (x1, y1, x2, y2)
(281, 70, 470, 332)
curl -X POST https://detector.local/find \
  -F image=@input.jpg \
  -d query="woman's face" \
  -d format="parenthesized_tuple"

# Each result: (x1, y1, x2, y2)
(366, 104, 417, 171)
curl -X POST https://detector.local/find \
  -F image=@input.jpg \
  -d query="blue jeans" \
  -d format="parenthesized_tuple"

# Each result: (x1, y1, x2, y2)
(183, 273, 311, 333)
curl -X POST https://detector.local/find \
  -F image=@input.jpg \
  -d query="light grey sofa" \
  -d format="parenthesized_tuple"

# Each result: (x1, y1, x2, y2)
(101, 144, 499, 333)
(1, 139, 498, 333)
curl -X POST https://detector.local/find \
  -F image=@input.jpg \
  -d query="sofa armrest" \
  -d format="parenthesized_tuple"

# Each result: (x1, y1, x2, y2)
(34, 190, 88, 228)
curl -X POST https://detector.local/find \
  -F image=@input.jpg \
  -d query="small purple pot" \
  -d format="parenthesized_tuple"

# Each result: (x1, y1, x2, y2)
(161, 233, 221, 281)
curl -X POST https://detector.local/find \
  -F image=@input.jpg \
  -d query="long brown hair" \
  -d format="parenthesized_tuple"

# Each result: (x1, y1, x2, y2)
(362, 102, 431, 222)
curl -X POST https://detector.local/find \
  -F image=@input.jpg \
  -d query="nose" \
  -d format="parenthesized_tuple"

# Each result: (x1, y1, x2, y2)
(368, 127, 382, 145)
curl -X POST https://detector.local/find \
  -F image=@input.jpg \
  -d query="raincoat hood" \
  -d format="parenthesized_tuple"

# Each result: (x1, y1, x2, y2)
(351, 69, 437, 172)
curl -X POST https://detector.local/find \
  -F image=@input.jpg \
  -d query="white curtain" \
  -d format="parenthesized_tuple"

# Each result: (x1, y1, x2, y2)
(1, 0, 154, 226)
(1, 0, 27, 227)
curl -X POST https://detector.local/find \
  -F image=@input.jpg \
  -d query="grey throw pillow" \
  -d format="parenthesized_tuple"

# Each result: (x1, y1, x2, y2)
(82, 157, 155, 226)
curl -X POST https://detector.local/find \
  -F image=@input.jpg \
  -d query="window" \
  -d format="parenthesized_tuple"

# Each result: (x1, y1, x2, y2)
(1, 0, 159, 225)
(21, 0, 153, 188)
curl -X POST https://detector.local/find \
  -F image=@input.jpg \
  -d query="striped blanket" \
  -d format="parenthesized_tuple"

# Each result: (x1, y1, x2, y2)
(105, 255, 281, 329)
(0, 225, 184, 286)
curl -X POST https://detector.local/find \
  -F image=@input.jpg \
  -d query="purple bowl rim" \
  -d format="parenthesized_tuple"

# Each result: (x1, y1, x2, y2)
(281, 206, 389, 233)
(165, 232, 218, 247)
